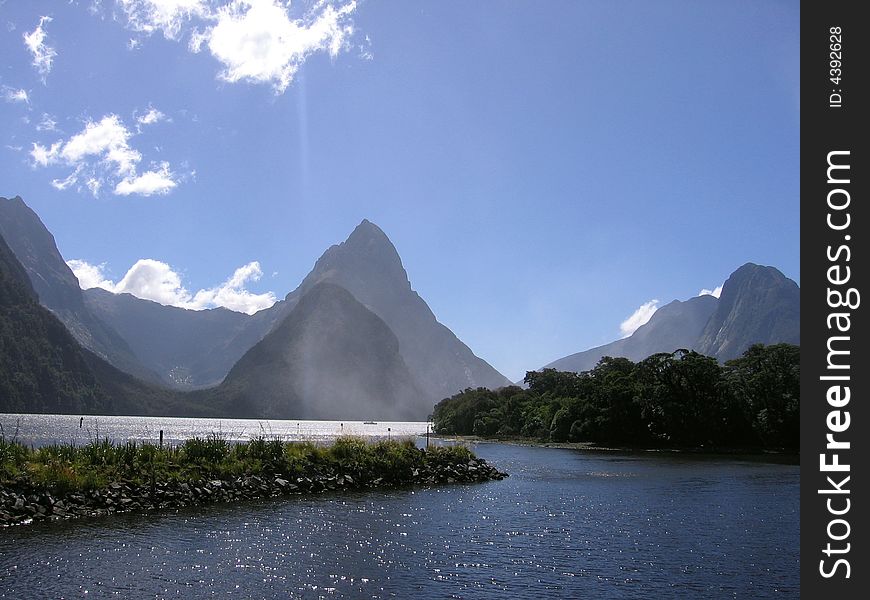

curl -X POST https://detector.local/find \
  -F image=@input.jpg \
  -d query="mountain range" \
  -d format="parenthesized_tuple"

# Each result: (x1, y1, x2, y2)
(0, 195, 800, 418)
(544, 263, 800, 374)
(0, 196, 509, 418)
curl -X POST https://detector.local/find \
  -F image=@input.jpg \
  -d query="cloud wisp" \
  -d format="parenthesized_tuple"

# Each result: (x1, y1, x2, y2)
(118, 0, 208, 39)
(136, 106, 167, 127)
(67, 258, 277, 314)
(30, 112, 180, 197)
(619, 299, 659, 338)
(1, 86, 29, 104)
(23, 16, 57, 80)
(116, 0, 359, 93)
(698, 285, 723, 298)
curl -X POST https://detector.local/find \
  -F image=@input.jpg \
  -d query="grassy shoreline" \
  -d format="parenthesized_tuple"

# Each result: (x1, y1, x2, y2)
(0, 435, 507, 527)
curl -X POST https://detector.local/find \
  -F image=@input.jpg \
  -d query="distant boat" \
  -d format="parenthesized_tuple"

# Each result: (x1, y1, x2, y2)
(363, 421, 377, 425)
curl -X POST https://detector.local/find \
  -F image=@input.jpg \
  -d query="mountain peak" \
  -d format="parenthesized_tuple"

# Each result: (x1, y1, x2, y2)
(346, 218, 392, 247)
(296, 219, 411, 299)
(696, 263, 799, 360)
(720, 263, 793, 297)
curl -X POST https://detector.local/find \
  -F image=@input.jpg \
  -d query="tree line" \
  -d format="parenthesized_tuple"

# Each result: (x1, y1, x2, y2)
(432, 344, 799, 449)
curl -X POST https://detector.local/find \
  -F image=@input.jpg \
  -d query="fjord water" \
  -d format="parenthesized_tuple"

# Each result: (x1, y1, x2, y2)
(0, 415, 798, 598)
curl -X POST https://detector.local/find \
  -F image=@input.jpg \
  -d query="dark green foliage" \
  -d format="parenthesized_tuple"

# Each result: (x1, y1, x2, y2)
(433, 344, 799, 449)
(723, 343, 800, 447)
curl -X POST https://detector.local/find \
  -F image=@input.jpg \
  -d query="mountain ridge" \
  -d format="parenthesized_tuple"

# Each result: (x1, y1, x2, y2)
(543, 263, 799, 375)
(0, 196, 163, 385)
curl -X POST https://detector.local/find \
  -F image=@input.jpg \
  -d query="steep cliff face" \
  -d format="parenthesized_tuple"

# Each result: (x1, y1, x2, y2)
(0, 230, 110, 414)
(283, 220, 512, 401)
(696, 263, 800, 361)
(545, 263, 799, 373)
(0, 196, 160, 384)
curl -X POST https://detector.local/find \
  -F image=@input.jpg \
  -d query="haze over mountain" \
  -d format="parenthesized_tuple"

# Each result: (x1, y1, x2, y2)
(82, 216, 511, 400)
(0, 228, 208, 416)
(0, 196, 162, 385)
(544, 263, 800, 374)
(206, 282, 427, 420)
(83, 288, 254, 388)
(1, 196, 510, 418)
(273, 220, 513, 401)
(2, 194, 799, 420)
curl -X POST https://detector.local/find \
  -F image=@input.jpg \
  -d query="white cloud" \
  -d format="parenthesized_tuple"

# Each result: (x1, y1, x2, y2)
(2, 86, 29, 104)
(698, 285, 723, 298)
(136, 106, 166, 126)
(31, 140, 62, 166)
(67, 258, 277, 314)
(23, 16, 57, 80)
(114, 162, 177, 195)
(189, 261, 277, 313)
(204, 0, 357, 92)
(118, 0, 207, 39)
(51, 169, 80, 191)
(30, 114, 181, 197)
(66, 259, 116, 290)
(115, 0, 359, 93)
(36, 113, 58, 131)
(59, 114, 141, 175)
(619, 299, 659, 338)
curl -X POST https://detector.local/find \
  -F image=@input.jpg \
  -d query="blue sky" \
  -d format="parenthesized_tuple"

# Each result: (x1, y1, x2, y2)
(0, 1, 799, 381)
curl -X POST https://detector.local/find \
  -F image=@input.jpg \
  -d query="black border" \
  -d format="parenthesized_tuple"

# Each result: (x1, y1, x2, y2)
(801, 1, 868, 595)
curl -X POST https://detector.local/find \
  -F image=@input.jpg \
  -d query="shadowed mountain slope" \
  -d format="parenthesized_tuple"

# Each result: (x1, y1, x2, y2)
(0, 196, 161, 385)
(696, 263, 800, 361)
(274, 220, 512, 401)
(208, 282, 427, 420)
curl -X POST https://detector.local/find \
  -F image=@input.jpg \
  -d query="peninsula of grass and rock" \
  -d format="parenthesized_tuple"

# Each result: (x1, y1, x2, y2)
(0, 435, 506, 528)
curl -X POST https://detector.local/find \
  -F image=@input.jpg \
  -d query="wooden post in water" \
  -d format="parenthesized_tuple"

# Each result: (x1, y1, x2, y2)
(159, 430, 163, 449)
(388, 427, 391, 441)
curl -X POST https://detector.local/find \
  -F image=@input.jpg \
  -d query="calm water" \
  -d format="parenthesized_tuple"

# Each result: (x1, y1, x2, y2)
(0, 413, 429, 447)
(0, 416, 799, 598)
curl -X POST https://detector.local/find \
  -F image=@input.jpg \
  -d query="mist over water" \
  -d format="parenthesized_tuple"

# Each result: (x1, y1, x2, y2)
(0, 416, 798, 598)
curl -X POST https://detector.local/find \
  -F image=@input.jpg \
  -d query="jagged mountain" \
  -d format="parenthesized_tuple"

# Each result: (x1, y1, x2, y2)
(544, 263, 799, 373)
(0, 227, 214, 416)
(545, 294, 718, 373)
(0, 196, 162, 385)
(85, 217, 510, 400)
(207, 282, 427, 420)
(3, 196, 509, 413)
(696, 263, 800, 361)
(0, 229, 109, 414)
(275, 220, 512, 401)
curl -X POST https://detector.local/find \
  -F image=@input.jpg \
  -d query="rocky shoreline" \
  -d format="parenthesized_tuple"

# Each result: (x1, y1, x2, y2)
(0, 455, 507, 528)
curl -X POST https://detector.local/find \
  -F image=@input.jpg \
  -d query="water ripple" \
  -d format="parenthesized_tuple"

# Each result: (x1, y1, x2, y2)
(0, 440, 798, 598)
